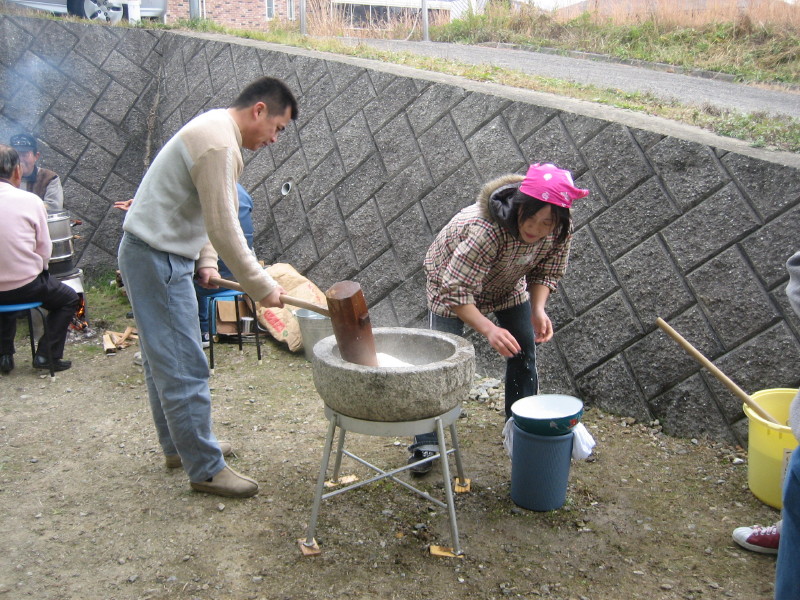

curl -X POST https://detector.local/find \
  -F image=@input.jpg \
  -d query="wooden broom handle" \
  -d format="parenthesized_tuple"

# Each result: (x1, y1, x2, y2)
(208, 277, 330, 318)
(656, 318, 780, 424)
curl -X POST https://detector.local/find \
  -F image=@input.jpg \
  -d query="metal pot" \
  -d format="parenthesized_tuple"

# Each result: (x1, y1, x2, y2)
(46, 210, 71, 241)
(50, 237, 74, 261)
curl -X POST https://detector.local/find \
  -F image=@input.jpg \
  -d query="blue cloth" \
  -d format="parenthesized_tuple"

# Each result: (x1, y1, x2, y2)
(775, 431, 800, 599)
(119, 232, 225, 483)
(413, 301, 539, 449)
(196, 183, 254, 333)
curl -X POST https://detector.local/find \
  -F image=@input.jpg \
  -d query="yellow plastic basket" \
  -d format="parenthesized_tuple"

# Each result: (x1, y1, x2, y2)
(744, 388, 799, 509)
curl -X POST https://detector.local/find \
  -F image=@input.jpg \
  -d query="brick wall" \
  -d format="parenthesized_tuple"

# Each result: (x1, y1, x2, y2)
(2, 14, 799, 443)
(165, 0, 295, 29)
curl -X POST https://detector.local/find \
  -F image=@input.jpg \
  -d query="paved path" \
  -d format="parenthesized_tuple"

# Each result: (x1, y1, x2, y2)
(346, 39, 800, 119)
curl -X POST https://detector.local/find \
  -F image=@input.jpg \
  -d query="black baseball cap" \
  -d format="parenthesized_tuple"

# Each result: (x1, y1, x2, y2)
(10, 133, 37, 153)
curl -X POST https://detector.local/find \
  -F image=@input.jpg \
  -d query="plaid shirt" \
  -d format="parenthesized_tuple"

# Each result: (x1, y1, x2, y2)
(424, 204, 572, 318)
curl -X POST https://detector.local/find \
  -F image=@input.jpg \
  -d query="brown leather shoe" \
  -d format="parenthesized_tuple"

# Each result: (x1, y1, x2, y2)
(165, 441, 233, 469)
(190, 465, 258, 498)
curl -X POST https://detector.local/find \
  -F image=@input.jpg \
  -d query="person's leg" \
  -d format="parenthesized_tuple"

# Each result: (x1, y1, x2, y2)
(195, 283, 213, 343)
(494, 301, 538, 419)
(36, 274, 79, 360)
(775, 446, 800, 598)
(408, 313, 465, 472)
(119, 233, 225, 483)
(0, 313, 17, 355)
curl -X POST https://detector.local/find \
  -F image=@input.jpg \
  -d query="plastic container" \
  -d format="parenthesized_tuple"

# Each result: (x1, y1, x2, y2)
(744, 388, 799, 509)
(295, 308, 333, 361)
(510, 422, 573, 511)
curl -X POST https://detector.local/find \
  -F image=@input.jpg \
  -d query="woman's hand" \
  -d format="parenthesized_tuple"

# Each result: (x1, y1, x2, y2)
(531, 308, 553, 343)
(485, 324, 522, 357)
(452, 304, 521, 358)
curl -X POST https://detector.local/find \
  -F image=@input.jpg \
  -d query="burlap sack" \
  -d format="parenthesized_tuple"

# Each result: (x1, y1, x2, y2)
(256, 263, 327, 352)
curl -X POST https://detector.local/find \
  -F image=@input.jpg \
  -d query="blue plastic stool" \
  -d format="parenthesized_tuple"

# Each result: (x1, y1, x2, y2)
(207, 289, 261, 375)
(0, 301, 55, 378)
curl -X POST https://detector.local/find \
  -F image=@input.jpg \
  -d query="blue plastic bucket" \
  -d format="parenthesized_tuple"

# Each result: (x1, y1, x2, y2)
(511, 422, 573, 511)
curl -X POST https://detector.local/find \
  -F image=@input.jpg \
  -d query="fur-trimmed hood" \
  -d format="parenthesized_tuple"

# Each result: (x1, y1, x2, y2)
(476, 173, 525, 225)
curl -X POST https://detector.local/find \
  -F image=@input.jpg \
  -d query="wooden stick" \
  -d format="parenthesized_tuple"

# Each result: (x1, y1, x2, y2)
(208, 277, 330, 317)
(655, 318, 780, 424)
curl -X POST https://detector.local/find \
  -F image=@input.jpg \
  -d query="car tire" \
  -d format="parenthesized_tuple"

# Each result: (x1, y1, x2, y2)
(66, 0, 123, 22)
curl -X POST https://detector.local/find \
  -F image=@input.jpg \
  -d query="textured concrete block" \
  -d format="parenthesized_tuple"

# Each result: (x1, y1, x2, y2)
(625, 307, 720, 399)
(299, 112, 337, 170)
(307, 194, 346, 256)
(452, 92, 510, 138)
(81, 113, 128, 156)
(306, 242, 358, 291)
(723, 153, 800, 219)
(560, 113, 607, 147)
(519, 117, 584, 174)
(406, 83, 466, 136)
(326, 72, 375, 132)
(591, 176, 677, 260)
(649, 374, 736, 442)
(466, 115, 526, 182)
(741, 205, 800, 287)
(687, 247, 779, 350)
(375, 157, 434, 223)
(62, 179, 108, 225)
(421, 163, 480, 232)
(368, 295, 400, 327)
(559, 227, 618, 315)
(278, 231, 317, 274)
(363, 76, 418, 133)
(389, 269, 427, 326)
(577, 355, 652, 421)
(357, 250, 405, 302)
(70, 142, 116, 194)
(388, 204, 434, 278)
(648, 138, 728, 210)
(663, 183, 759, 272)
(419, 116, 469, 185)
(536, 341, 576, 397)
(335, 153, 386, 216)
(296, 152, 343, 209)
(40, 112, 90, 161)
(334, 113, 375, 173)
(273, 193, 306, 248)
(583, 124, 650, 202)
(501, 102, 557, 141)
(614, 236, 693, 325)
(346, 200, 390, 267)
(558, 292, 640, 376)
(374, 113, 419, 178)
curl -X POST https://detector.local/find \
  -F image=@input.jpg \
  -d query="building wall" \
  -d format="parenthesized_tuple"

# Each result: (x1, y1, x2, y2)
(2, 15, 799, 443)
(165, 0, 296, 29)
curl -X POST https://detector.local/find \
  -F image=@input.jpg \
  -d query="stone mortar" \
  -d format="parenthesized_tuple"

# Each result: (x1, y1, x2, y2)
(311, 327, 476, 422)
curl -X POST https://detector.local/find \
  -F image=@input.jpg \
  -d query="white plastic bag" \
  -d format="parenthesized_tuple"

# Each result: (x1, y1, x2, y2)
(503, 417, 514, 458)
(571, 423, 596, 460)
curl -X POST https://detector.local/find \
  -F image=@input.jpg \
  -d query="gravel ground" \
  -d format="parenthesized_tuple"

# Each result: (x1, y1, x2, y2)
(0, 319, 784, 600)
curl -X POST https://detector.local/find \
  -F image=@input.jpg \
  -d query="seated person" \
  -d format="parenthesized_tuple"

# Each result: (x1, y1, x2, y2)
(10, 133, 64, 213)
(195, 183, 255, 347)
(0, 145, 79, 374)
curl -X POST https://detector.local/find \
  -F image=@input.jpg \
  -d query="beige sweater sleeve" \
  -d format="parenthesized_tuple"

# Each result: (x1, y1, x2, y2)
(192, 146, 277, 301)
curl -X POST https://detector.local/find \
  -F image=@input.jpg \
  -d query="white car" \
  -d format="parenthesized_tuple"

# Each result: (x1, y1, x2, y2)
(8, 0, 166, 23)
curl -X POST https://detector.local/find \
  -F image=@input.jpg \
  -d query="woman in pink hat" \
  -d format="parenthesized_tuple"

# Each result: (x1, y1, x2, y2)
(408, 163, 589, 474)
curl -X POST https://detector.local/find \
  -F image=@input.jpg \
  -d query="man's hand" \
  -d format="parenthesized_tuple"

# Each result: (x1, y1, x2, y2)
(113, 199, 133, 211)
(260, 286, 286, 308)
(195, 267, 220, 289)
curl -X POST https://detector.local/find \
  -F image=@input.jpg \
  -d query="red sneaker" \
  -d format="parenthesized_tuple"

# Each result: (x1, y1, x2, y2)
(732, 523, 780, 554)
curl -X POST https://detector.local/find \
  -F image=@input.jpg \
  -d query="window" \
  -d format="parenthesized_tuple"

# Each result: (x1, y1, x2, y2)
(266, 0, 275, 19)
(288, 0, 295, 20)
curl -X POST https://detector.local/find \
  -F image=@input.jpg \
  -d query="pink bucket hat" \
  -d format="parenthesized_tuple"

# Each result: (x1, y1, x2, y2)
(519, 163, 589, 209)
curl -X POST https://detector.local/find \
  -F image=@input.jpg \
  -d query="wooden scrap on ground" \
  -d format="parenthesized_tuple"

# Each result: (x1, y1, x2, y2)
(103, 327, 139, 354)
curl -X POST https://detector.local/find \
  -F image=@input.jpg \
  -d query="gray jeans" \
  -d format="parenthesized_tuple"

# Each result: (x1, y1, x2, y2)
(118, 232, 225, 482)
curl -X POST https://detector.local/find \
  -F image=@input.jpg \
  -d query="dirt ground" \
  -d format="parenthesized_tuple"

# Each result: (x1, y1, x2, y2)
(0, 310, 784, 600)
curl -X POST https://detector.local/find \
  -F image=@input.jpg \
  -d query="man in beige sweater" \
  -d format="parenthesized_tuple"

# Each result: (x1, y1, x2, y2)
(118, 77, 297, 498)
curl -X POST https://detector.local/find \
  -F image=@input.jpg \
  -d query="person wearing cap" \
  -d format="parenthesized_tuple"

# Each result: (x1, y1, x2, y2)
(408, 163, 589, 474)
(9, 134, 64, 213)
(0, 145, 79, 375)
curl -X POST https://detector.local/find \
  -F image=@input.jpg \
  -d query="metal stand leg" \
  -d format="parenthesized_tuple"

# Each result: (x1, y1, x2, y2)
(234, 295, 243, 355)
(449, 422, 466, 483)
(208, 299, 217, 375)
(301, 416, 337, 555)
(331, 427, 347, 483)
(245, 296, 262, 365)
(436, 417, 462, 556)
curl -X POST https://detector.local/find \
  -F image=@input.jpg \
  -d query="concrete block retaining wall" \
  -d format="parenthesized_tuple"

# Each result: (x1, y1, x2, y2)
(3, 15, 800, 443)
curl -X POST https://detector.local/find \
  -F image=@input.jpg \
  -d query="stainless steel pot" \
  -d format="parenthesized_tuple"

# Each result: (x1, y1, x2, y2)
(51, 237, 74, 261)
(47, 210, 71, 241)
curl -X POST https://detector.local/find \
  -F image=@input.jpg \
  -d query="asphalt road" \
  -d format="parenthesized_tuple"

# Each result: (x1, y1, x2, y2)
(347, 39, 800, 119)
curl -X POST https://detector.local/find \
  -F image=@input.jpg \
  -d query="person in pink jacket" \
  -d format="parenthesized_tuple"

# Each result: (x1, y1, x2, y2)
(0, 145, 79, 374)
